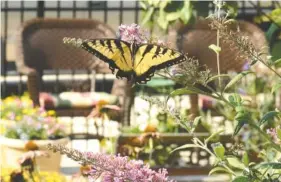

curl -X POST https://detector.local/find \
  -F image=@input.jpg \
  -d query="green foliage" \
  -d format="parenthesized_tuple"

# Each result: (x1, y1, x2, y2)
(232, 176, 249, 182)
(224, 71, 253, 91)
(140, 0, 194, 31)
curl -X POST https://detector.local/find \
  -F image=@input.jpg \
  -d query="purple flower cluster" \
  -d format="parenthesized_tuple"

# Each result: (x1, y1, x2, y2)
(118, 23, 147, 44)
(83, 152, 174, 182)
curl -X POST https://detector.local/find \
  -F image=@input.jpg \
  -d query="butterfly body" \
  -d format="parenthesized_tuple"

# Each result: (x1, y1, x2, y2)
(69, 38, 187, 84)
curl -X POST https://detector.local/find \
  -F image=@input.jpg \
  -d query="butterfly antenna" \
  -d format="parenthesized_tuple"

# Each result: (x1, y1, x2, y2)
(63, 37, 84, 48)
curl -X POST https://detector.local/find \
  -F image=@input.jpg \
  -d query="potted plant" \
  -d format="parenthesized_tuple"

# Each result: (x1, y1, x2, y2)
(0, 94, 69, 172)
(0, 150, 67, 182)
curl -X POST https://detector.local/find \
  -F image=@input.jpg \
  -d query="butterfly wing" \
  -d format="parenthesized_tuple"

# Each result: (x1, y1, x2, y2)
(81, 39, 134, 80)
(133, 44, 187, 83)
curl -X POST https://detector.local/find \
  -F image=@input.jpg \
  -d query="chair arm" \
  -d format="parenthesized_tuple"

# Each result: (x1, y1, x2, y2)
(17, 65, 40, 106)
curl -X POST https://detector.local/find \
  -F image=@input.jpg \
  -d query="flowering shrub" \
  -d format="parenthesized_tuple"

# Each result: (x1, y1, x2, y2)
(1, 94, 66, 140)
(48, 144, 174, 182)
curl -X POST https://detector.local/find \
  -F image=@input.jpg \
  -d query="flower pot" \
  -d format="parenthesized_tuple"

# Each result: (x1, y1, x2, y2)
(0, 137, 69, 172)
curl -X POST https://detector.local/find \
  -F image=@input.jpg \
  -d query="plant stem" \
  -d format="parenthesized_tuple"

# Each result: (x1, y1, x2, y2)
(248, 122, 281, 152)
(216, 1, 222, 89)
(259, 59, 281, 79)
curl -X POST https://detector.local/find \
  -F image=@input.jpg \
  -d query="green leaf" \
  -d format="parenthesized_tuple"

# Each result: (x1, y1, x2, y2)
(232, 176, 249, 182)
(205, 130, 224, 144)
(159, 1, 171, 9)
(141, 7, 155, 26)
(190, 116, 201, 133)
(209, 44, 221, 54)
(233, 119, 246, 136)
(224, 71, 253, 91)
(259, 111, 280, 125)
(211, 142, 225, 159)
(206, 74, 230, 84)
(226, 157, 246, 170)
(273, 58, 281, 66)
(228, 94, 242, 106)
(209, 166, 232, 175)
(169, 88, 198, 97)
(257, 162, 281, 169)
(139, 1, 147, 10)
(271, 82, 281, 94)
(242, 152, 249, 166)
(166, 11, 182, 21)
(152, 0, 160, 7)
(157, 9, 168, 30)
(180, 0, 192, 24)
(170, 144, 198, 153)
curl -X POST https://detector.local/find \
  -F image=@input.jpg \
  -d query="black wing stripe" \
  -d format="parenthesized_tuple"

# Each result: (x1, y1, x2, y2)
(153, 46, 161, 59)
(100, 40, 105, 46)
(162, 48, 168, 55)
(142, 44, 154, 57)
(114, 39, 130, 67)
(135, 45, 154, 68)
(106, 40, 114, 53)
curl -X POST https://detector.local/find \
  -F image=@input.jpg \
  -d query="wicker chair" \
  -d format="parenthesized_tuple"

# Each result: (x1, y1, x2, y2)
(15, 18, 133, 125)
(176, 19, 268, 115)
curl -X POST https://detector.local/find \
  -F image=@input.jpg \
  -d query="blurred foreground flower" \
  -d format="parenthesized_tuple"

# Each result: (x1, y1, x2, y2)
(18, 151, 49, 164)
(48, 144, 174, 182)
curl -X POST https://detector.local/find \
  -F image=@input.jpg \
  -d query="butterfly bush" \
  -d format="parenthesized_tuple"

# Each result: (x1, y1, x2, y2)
(118, 23, 147, 44)
(48, 144, 174, 182)
(117, 23, 171, 47)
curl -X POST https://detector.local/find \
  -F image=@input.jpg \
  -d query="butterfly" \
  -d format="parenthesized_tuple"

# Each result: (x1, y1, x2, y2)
(64, 38, 187, 84)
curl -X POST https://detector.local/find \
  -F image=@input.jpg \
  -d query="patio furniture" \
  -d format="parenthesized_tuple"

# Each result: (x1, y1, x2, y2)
(15, 18, 133, 125)
(176, 19, 268, 115)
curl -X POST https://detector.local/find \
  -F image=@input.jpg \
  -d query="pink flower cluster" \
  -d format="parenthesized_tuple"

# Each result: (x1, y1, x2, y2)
(118, 23, 147, 44)
(267, 128, 278, 141)
(83, 152, 174, 182)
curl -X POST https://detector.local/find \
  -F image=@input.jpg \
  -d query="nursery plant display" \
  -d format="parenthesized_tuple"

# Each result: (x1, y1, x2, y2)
(0, 94, 68, 172)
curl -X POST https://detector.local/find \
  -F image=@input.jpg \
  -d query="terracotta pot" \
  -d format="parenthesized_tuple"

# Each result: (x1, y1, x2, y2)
(0, 137, 69, 172)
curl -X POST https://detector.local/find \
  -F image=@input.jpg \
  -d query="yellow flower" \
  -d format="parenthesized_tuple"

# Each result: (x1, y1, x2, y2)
(15, 116, 22, 121)
(22, 109, 29, 114)
(47, 110, 56, 116)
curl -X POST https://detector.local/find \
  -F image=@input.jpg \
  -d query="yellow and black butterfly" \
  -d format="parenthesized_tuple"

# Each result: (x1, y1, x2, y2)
(63, 38, 187, 84)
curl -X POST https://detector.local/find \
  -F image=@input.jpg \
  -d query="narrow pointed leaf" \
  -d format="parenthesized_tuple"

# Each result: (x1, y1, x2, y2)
(141, 7, 154, 26)
(206, 74, 230, 84)
(224, 71, 253, 91)
(226, 157, 246, 170)
(233, 119, 246, 136)
(205, 130, 224, 144)
(259, 111, 280, 125)
(170, 144, 198, 153)
(271, 82, 281, 94)
(209, 167, 232, 175)
(209, 44, 221, 54)
(256, 162, 281, 169)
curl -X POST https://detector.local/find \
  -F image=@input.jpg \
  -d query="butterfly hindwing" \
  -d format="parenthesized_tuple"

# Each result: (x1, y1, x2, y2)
(81, 39, 134, 80)
(133, 44, 186, 83)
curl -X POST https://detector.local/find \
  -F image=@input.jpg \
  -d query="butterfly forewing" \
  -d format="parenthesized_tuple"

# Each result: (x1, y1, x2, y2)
(81, 39, 133, 73)
(133, 44, 186, 82)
